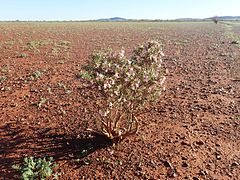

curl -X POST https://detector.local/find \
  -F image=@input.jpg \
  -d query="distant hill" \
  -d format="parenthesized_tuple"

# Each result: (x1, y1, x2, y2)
(94, 16, 240, 22)
(175, 16, 240, 22)
(206, 16, 240, 21)
(174, 18, 202, 21)
(96, 17, 128, 22)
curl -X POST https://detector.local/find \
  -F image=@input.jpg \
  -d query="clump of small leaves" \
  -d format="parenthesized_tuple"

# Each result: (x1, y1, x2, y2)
(5, 40, 15, 48)
(51, 47, 60, 56)
(26, 70, 43, 82)
(1, 65, 10, 73)
(0, 76, 7, 83)
(17, 53, 28, 58)
(76, 71, 93, 80)
(56, 40, 71, 49)
(12, 156, 58, 180)
(32, 70, 42, 80)
(58, 82, 71, 94)
(82, 41, 166, 143)
(27, 39, 51, 52)
(58, 60, 65, 64)
(32, 97, 47, 108)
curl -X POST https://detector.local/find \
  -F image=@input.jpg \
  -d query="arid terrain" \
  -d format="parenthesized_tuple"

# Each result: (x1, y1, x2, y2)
(0, 22, 239, 179)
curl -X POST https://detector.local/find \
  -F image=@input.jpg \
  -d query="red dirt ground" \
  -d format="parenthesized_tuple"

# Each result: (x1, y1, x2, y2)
(0, 22, 239, 179)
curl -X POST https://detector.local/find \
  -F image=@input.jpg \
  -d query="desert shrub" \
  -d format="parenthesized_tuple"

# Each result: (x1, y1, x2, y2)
(82, 41, 166, 143)
(212, 17, 218, 24)
(12, 156, 58, 180)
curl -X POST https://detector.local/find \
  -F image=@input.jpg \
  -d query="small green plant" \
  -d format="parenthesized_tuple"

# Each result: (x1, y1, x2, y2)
(58, 60, 65, 64)
(5, 40, 15, 48)
(17, 53, 28, 58)
(58, 82, 71, 94)
(25, 70, 43, 82)
(57, 40, 71, 49)
(12, 156, 58, 180)
(32, 97, 47, 108)
(0, 76, 7, 83)
(1, 65, 10, 73)
(31, 70, 43, 80)
(51, 47, 60, 56)
(27, 39, 51, 52)
(47, 87, 53, 94)
(82, 41, 166, 143)
(76, 71, 92, 80)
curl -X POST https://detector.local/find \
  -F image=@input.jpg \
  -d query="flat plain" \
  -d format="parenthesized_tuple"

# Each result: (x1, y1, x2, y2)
(0, 22, 239, 179)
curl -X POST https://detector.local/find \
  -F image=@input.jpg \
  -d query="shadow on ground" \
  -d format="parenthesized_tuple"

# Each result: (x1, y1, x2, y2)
(0, 122, 112, 179)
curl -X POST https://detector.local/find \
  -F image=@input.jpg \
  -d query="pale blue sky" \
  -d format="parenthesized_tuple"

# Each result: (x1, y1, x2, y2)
(0, 0, 239, 21)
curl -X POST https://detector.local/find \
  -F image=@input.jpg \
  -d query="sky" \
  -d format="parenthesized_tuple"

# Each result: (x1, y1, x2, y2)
(0, 0, 239, 21)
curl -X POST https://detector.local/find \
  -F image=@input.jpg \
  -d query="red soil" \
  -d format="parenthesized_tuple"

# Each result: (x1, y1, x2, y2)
(0, 22, 239, 179)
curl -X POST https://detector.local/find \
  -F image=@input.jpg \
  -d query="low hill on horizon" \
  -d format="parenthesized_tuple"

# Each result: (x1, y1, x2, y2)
(95, 16, 240, 22)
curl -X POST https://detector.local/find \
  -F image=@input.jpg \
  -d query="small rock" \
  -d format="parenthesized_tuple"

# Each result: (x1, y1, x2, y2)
(30, 88, 38, 92)
(193, 177, 199, 180)
(220, 53, 228, 57)
(231, 40, 239, 44)
(167, 169, 177, 178)
(162, 160, 173, 168)
(182, 162, 189, 168)
(195, 140, 204, 146)
(199, 169, 208, 175)
(231, 162, 239, 169)
(227, 172, 232, 177)
(136, 166, 142, 171)
(181, 141, 190, 146)
(216, 154, 221, 160)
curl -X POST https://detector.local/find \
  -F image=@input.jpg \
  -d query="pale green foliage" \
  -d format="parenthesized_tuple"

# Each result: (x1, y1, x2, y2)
(27, 39, 51, 52)
(31, 70, 43, 79)
(25, 70, 43, 82)
(0, 76, 7, 82)
(77, 71, 93, 80)
(18, 53, 28, 58)
(83, 41, 166, 142)
(12, 156, 58, 180)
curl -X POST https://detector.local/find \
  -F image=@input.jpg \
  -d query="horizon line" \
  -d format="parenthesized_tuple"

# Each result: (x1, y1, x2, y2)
(0, 15, 240, 22)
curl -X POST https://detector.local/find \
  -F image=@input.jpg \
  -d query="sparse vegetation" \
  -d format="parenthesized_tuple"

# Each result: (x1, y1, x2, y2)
(223, 22, 240, 47)
(56, 40, 71, 49)
(51, 47, 60, 56)
(32, 97, 47, 108)
(5, 40, 15, 48)
(58, 82, 71, 94)
(25, 70, 43, 82)
(12, 156, 58, 180)
(0, 21, 239, 179)
(27, 39, 51, 52)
